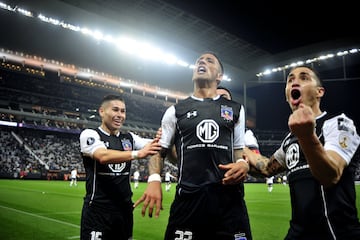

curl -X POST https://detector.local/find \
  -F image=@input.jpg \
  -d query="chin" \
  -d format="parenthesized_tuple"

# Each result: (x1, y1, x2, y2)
(290, 105, 298, 112)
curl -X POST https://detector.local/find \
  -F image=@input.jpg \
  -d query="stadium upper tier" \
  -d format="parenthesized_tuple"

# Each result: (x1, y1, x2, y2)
(0, 59, 171, 135)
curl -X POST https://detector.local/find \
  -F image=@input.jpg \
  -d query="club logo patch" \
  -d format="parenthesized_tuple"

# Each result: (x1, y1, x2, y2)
(121, 139, 132, 151)
(221, 105, 233, 121)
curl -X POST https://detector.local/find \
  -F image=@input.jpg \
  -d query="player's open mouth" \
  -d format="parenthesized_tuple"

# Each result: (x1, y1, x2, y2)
(291, 89, 301, 100)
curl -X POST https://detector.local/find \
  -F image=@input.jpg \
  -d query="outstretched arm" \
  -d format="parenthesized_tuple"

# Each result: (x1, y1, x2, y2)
(244, 147, 286, 177)
(133, 148, 168, 218)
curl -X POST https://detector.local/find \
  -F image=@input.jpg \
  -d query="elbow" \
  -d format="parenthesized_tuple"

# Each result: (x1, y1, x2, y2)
(94, 151, 111, 164)
(314, 168, 342, 188)
(97, 156, 109, 164)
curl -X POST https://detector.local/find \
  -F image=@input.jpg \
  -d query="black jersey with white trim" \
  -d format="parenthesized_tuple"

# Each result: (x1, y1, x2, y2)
(164, 95, 244, 193)
(80, 127, 148, 210)
(274, 112, 360, 238)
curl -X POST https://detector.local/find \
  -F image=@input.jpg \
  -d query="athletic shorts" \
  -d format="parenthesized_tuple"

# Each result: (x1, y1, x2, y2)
(164, 183, 252, 240)
(80, 202, 133, 240)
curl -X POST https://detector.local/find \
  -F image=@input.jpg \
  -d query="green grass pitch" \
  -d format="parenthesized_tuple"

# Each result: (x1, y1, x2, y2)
(0, 179, 359, 240)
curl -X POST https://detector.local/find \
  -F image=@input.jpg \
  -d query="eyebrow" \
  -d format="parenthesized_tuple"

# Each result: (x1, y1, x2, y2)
(288, 71, 311, 78)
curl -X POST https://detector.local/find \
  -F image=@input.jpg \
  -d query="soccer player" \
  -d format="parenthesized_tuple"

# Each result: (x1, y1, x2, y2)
(245, 65, 360, 239)
(135, 52, 252, 239)
(164, 170, 176, 192)
(133, 169, 140, 189)
(79, 94, 161, 240)
(266, 176, 274, 192)
(69, 168, 78, 187)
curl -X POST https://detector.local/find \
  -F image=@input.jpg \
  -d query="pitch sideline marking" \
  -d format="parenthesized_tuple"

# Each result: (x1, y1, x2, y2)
(0, 204, 80, 228)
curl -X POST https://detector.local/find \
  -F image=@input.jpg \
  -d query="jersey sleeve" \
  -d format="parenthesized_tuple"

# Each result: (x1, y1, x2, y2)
(273, 133, 291, 167)
(79, 128, 106, 158)
(129, 132, 152, 150)
(323, 113, 360, 165)
(233, 105, 245, 149)
(159, 105, 176, 149)
(244, 129, 259, 149)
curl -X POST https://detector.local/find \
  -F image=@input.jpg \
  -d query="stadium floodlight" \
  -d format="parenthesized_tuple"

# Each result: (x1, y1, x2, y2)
(222, 75, 231, 81)
(0, 1, 232, 81)
(156, 90, 169, 96)
(256, 48, 360, 78)
(0, 120, 17, 127)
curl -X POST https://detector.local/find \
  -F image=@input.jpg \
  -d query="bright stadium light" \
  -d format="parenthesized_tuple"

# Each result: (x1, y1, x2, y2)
(0, 1, 232, 80)
(256, 48, 360, 77)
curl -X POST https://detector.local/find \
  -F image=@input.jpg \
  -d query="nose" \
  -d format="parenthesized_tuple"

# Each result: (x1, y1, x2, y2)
(198, 58, 206, 65)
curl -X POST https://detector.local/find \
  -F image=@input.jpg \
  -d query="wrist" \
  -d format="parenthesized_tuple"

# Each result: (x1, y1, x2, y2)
(131, 151, 139, 160)
(148, 173, 162, 182)
(236, 158, 249, 164)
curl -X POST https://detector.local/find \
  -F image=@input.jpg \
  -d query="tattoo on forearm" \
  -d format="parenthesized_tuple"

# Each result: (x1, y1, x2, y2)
(250, 155, 284, 177)
(255, 156, 267, 172)
(148, 153, 164, 175)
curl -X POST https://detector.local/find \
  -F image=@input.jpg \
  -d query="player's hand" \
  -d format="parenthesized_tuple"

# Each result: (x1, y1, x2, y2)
(133, 181, 163, 218)
(138, 141, 162, 159)
(219, 161, 249, 185)
(155, 127, 162, 142)
(288, 103, 316, 138)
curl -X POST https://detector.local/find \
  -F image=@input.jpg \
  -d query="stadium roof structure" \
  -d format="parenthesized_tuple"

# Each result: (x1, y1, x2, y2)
(0, 0, 359, 129)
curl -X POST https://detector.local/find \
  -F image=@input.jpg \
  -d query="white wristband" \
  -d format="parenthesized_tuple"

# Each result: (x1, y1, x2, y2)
(147, 173, 162, 182)
(236, 158, 249, 164)
(131, 151, 139, 159)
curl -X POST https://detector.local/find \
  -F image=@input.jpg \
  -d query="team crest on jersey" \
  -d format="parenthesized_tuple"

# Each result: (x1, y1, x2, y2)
(285, 143, 299, 169)
(121, 139, 132, 150)
(220, 105, 233, 121)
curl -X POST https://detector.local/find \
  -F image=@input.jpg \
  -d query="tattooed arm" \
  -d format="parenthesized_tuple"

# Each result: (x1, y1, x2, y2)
(133, 148, 168, 218)
(243, 147, 286, 177)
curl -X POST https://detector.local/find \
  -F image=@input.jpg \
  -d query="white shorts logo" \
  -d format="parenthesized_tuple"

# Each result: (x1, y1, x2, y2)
(196, 119, 219, 143)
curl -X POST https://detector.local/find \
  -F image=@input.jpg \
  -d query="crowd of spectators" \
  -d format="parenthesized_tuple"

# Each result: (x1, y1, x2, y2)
(0, 59, 359, 182)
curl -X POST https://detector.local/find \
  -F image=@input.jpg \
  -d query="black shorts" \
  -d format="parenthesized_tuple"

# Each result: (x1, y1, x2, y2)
(164, 184, 252, 240)
(80, 202, 133, 240)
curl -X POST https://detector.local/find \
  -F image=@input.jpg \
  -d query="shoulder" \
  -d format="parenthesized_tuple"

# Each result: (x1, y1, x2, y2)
(80, 128, 98, 138)
(323, 112, 358, 135)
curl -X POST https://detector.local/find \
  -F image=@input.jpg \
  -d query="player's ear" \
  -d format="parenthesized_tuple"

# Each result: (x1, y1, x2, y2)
(317, 86, 325, 98)
(216, 73, 223, 85)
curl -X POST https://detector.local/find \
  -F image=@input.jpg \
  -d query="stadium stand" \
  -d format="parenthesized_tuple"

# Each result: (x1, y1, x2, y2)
(1, 57, 359, 182)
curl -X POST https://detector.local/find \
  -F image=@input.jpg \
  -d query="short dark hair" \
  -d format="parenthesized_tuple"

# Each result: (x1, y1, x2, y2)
(217, 85, 232, 99)
(101, 94, 124, 106)
(288, 65, 323, 87)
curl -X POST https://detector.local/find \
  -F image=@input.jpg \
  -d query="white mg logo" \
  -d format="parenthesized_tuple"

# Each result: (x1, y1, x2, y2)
(286, 143, 299, 169)
(196, 119, 219, 143)
(108, 163, 126, 172)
